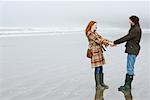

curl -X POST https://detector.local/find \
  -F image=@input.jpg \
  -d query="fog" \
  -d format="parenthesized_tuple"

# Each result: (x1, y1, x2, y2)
(0, 1, 149, 29)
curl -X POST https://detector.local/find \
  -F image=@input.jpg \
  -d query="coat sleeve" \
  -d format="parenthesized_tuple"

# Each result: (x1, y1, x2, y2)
(87, 31, 110, 46)
(114, 28, 137, 44)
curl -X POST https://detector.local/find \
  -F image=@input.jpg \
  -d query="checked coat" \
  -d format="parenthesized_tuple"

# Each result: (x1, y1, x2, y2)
(86, 31, 110, 68)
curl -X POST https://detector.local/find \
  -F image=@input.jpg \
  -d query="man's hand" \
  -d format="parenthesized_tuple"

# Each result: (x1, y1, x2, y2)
(109, 41, 117, 47)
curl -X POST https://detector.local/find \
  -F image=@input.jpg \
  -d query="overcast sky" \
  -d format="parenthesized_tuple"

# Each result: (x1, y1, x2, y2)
(0, 1, 149, 29)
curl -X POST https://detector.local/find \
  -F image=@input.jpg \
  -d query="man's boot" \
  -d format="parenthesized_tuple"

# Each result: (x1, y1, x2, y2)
(118, 74, 133, 93)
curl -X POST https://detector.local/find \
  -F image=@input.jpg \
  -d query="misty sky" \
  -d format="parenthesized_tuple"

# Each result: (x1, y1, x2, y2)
(0, 1, 149, 29)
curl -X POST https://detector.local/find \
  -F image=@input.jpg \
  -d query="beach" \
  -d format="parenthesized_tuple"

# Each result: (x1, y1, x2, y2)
(0, 31, 149, 100)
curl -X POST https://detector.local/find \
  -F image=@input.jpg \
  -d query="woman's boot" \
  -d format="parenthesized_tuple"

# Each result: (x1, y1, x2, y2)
(95, 73, 105, 89)
(94, 73, 105, 100)
(100, 73, 109, 89)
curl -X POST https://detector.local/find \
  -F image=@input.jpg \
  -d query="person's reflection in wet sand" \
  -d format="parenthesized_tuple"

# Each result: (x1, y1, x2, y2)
(94, 86, 105, 100)
(94, 87, 133, 100)
(121, 90, 133, 100)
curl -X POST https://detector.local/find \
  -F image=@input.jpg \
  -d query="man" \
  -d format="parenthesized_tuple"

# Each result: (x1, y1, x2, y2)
(113, 15, 142, 93)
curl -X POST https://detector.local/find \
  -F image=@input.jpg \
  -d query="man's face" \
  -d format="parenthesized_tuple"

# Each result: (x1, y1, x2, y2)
(129, 19, 135, 26)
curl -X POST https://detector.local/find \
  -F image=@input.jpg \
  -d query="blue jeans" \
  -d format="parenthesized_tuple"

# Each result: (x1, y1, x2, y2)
(127, 54, 137, 75)
(95, 66, 103, 74)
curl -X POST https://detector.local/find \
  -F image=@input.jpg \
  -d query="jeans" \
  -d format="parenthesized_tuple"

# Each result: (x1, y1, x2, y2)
(127, 54, 137, 75)
(95, 66, 103, 74)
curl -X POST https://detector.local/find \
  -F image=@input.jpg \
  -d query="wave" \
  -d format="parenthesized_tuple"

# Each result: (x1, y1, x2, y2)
(0, 27, 149, 37)
(0, 27, 83, 37)
(0, 27, 83, 32)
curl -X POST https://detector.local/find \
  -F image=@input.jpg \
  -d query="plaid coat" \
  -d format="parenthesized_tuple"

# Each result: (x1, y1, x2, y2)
(86, 31, 110, 68)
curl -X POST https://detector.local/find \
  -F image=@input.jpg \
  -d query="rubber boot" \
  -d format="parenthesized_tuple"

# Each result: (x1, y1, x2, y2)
(100, 73, 109, 89)
(95, 73, 105, 89)
(118, 74, 133, 93)
(94, 73, 105, 100)
(118, 74, 128, 91)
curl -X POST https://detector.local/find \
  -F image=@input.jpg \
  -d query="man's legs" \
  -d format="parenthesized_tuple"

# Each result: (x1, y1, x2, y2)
(118, 54, 136, 92)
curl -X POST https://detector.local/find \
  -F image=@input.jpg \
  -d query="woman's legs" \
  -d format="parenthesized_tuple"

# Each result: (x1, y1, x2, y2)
(95, 66, 103, 88)
(95, 66, 103, 74)
(94, 66, 105, 100)
(95, 66, 109, 89)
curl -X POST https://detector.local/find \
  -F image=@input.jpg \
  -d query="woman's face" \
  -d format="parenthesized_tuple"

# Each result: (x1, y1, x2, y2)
(129, 19, 135, 26)
(91, 23, 97, 31)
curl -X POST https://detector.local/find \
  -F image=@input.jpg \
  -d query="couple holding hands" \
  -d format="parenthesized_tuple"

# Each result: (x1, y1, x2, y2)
(85, 15, 142, 96)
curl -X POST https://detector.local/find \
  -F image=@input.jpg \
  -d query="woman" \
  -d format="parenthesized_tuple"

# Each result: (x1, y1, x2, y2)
(113, 15, 142, 93)
(85, 21, 112, 90)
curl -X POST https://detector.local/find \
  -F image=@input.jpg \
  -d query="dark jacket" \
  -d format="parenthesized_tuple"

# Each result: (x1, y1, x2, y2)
(114, 25, 142, 56)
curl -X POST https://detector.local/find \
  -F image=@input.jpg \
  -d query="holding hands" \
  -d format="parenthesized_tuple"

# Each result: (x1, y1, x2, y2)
(108, 41, 116, 47)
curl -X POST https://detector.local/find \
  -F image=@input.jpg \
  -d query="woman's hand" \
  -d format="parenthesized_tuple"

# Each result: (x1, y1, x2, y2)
(109, 41, 116, 47)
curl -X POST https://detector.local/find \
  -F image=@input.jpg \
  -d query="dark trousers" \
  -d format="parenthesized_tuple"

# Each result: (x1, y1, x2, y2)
(95, 66, 103, 74)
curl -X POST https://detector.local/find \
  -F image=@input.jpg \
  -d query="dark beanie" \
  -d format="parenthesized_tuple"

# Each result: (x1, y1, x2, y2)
(129, 15, 139, 25)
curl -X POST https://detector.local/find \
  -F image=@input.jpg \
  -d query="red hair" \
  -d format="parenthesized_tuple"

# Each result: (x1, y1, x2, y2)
(85, 21, 96, 35)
